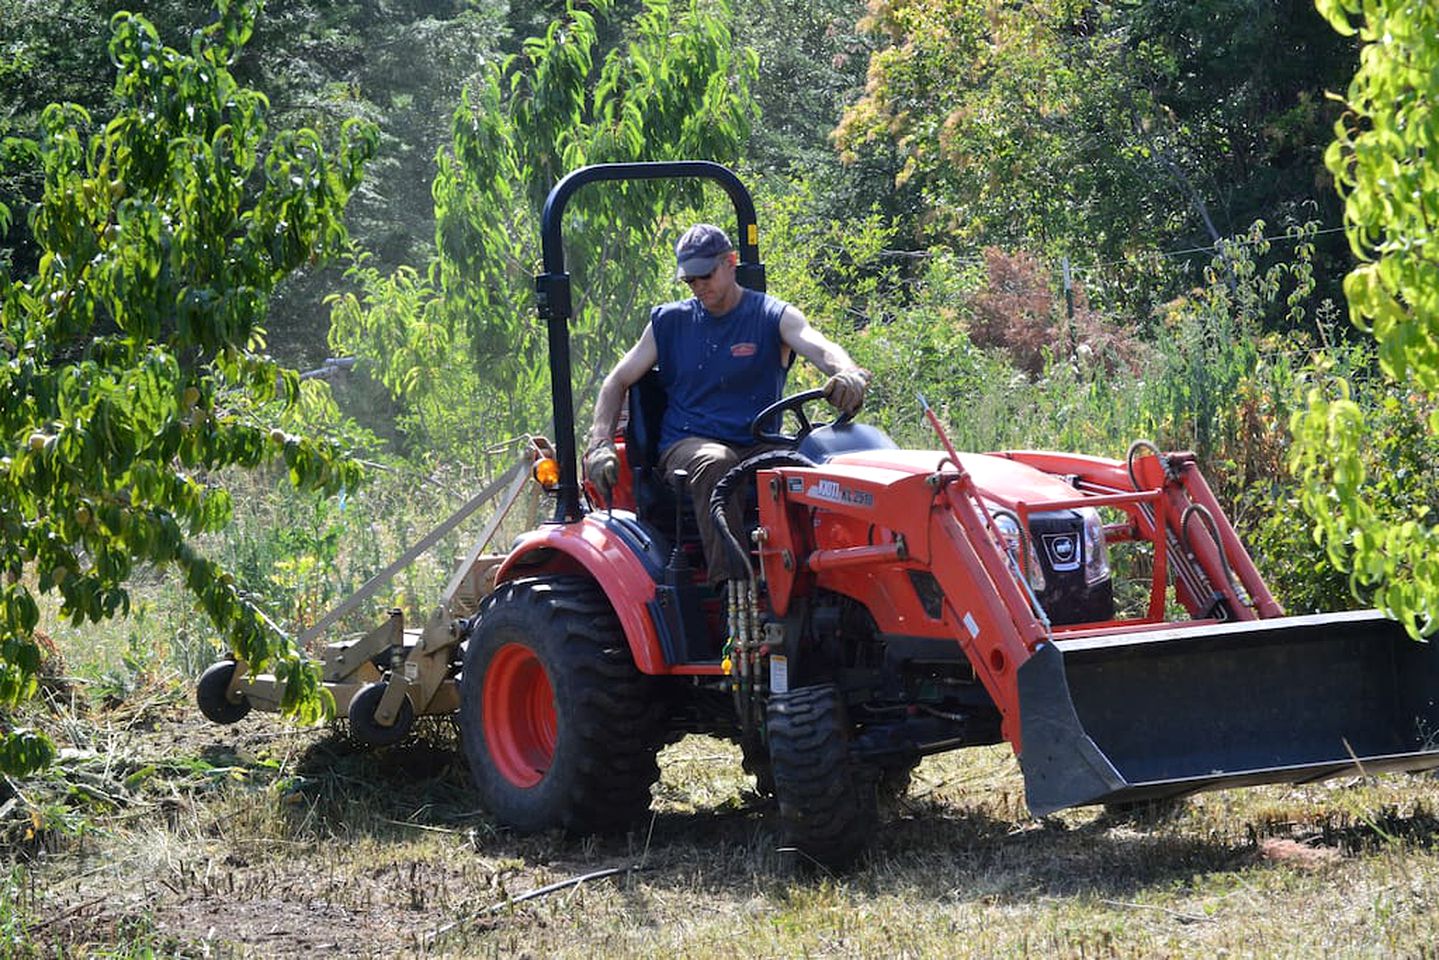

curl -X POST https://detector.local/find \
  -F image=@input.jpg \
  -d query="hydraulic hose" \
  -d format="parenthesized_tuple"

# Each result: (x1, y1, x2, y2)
(1126, 438, 1174, 489)
(1125, 438, 1212, 618)
(707, 449, 817, 580)
(708, 448, 816, 735)
(1181, 502, 1252, 618)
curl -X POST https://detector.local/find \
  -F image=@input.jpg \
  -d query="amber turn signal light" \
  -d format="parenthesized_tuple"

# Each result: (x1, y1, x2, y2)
(532, 456, 560, 489)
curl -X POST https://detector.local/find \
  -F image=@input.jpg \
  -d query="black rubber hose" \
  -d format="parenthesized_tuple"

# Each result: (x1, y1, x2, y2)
(708, 449, 817, 576)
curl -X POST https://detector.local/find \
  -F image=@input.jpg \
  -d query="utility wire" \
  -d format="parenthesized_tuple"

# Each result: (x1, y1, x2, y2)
(871, 225, 1347, 274)
(1140, 226, 1346, 263)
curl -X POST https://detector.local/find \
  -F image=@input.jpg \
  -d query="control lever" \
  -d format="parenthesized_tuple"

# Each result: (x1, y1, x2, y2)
(666, 469, 690, 583)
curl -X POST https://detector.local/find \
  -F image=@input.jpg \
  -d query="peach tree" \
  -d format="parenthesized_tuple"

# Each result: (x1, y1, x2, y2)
(328, 0, 758, 457)
(1292, 0, 1439, 637)
(0, 0, 375, 771)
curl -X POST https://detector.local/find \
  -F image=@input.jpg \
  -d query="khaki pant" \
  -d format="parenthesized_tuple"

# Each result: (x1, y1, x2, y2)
(658, 437, 776, 584)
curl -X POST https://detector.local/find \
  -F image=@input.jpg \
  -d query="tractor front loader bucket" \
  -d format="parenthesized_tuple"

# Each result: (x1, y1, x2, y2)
(1017, 610, 1439, 816)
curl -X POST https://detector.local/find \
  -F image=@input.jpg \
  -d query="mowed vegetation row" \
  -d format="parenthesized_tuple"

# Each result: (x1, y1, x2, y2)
(2, 0, 1438, 955)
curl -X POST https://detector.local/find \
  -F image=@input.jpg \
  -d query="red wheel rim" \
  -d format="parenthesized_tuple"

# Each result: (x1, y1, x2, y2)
(483, 642, 557, 788)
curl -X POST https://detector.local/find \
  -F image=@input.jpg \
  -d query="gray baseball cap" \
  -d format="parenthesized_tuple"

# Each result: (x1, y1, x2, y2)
(674, 223, 734, 280)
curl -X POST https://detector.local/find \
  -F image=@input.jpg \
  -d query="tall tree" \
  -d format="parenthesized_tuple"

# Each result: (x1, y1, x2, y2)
(732, 0, 869, 173)
(0, 0, 376, 771)
(1, 0, 505, 365)
(235, 0, 509, 363)
(0, 0, 126, 281)
(836, 1, 1161, 252)
(329, 0, 758, 458)
(834, 0, 1355, 311)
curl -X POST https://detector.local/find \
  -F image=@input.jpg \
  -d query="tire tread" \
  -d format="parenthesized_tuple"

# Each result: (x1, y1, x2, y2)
(462, 576, 664, 834)
(767, 684, 877, 869)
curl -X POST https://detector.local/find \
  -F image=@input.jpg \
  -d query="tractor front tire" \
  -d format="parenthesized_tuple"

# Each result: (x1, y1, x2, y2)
(767, 684, 877, 870)
(460, 576, 663, 835)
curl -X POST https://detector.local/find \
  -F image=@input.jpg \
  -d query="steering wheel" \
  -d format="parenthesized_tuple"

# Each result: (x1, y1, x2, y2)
(750, 388, 853, 446)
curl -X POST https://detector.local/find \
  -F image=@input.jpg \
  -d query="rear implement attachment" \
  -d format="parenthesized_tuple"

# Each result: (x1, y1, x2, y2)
(197, 455, 530, 744)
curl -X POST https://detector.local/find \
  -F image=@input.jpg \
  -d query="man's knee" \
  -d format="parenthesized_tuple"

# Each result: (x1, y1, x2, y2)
(688, 443, 740, 483)
(665, 439, 739, 486)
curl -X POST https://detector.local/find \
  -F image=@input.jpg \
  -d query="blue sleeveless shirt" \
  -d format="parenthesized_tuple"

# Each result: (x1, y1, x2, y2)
(652, 289, 790, 449)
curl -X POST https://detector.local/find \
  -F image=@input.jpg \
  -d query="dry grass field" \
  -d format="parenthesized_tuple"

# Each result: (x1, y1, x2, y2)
(8, 663, 1439, 959)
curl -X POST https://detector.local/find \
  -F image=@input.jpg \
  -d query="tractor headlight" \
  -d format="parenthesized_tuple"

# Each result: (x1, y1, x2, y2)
(993, 513, 1045, 591)
(1081, 507, 1111, 585)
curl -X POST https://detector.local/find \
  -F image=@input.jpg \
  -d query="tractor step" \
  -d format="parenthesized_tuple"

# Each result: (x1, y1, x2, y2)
(1017, 610, 1439, 815)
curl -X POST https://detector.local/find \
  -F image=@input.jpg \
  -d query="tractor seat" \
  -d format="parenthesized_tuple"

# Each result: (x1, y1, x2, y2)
(625, 369, 692, 535)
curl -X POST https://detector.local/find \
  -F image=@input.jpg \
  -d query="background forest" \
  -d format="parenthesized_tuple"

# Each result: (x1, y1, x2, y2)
(3, 0, 1439, 954)
(4, 0, 1412, 639)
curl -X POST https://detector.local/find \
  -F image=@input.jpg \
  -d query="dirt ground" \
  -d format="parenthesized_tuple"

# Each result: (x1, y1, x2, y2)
(17, 690, 774, 958)
(14, 684, 1439, 958)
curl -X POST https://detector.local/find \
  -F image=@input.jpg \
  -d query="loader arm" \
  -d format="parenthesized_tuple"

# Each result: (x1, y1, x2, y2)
(1001, 449, 1283, 621)
(758, 450, 1439, 817)
(756, 459, 1053, 749)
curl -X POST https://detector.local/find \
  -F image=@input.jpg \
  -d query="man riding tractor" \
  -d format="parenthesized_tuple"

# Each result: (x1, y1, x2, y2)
(582, 222, 869, 589)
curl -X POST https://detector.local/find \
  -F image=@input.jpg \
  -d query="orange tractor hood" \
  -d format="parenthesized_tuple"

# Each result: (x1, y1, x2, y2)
(830, 449, 1086, 506)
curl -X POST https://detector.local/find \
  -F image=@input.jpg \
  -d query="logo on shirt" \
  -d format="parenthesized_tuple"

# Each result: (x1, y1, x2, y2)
(730, 342, 758, 357)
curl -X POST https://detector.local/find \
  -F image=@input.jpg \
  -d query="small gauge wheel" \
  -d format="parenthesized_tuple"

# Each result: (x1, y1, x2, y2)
(196, 660, 252, 725)
(348, 681, 415, 747)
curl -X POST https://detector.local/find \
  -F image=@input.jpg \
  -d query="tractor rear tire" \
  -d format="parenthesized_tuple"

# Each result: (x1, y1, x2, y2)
(767, 684, 877, 870)
(460, 576, 663, 835)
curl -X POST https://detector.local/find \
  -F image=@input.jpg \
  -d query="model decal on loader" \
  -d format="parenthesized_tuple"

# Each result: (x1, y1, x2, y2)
(806, 478, 874, 508)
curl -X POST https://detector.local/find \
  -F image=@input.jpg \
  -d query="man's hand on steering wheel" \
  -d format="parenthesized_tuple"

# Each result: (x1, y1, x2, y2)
(823, 366, 870, 415)
(751, 389, 856, 446)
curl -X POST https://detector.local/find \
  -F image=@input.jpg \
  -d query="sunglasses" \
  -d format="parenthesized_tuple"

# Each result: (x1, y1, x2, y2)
(682, 271, 715, 285)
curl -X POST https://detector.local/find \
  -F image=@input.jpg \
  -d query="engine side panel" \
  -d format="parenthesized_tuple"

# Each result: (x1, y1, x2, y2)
(756, 463, 1049, 748)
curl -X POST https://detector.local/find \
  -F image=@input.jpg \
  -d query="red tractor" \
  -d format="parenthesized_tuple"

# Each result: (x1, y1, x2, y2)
(196, 161, 1439, 868)
(455, 162, 1439, 867)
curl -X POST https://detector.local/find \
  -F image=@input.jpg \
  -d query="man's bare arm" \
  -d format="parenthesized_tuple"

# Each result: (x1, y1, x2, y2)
(778, 305, 869, 413)
(586, 323, 659, 451)
(778, 305, 860, 375)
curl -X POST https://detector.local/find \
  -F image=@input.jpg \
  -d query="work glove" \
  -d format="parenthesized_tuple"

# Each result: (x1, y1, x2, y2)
(584, 439, 619, 499)
(823, 366, 870, 415)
